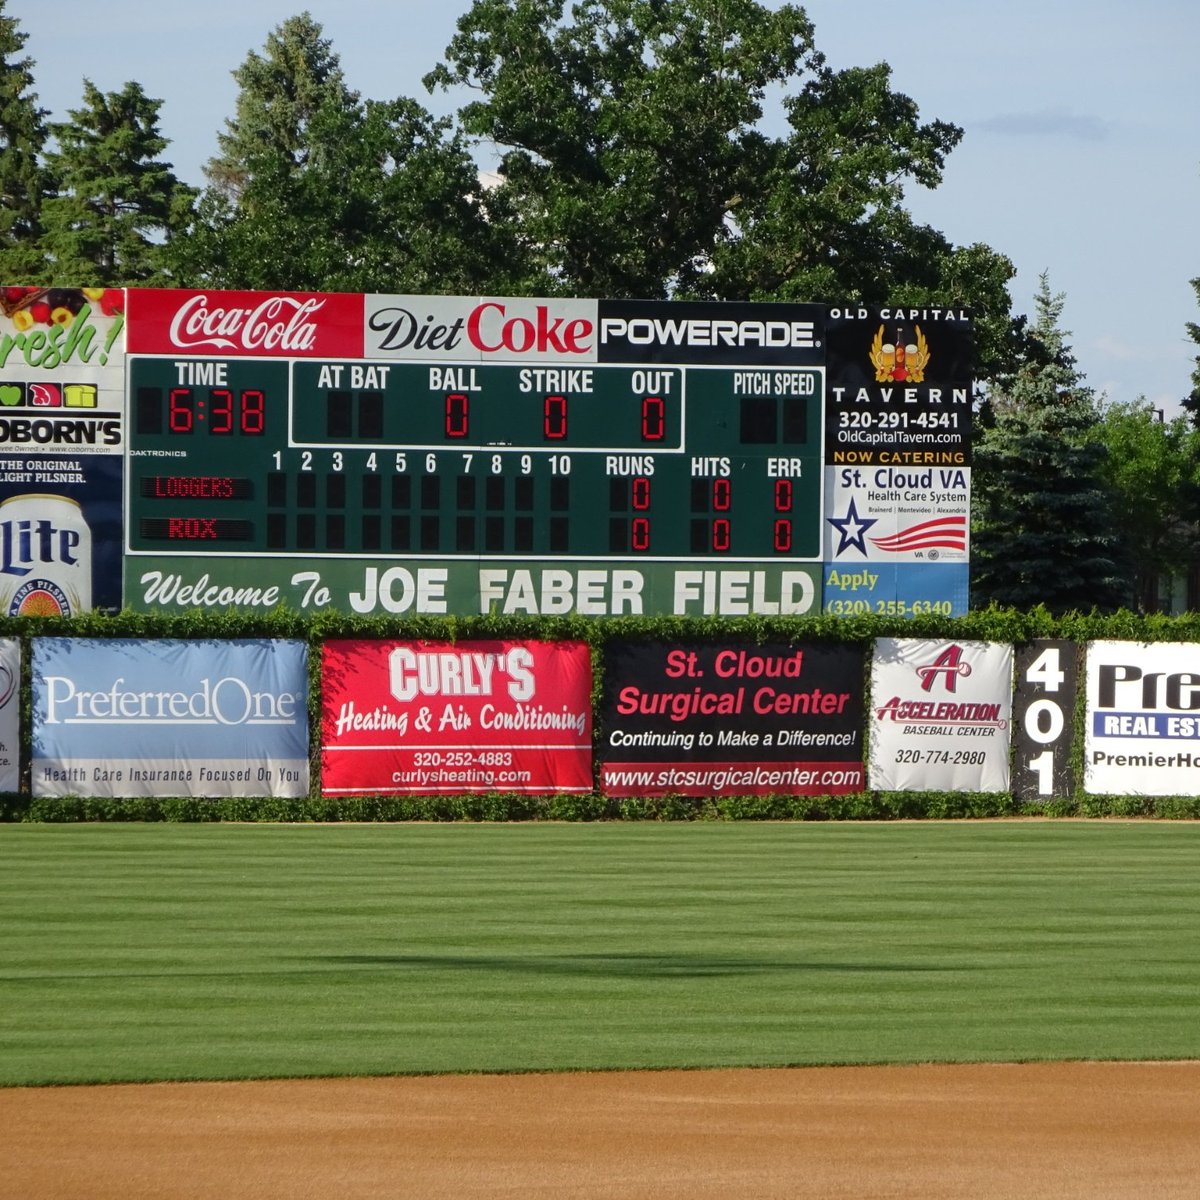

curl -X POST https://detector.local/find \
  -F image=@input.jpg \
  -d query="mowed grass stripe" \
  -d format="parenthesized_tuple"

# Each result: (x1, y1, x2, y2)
(2, 822, 1200, 1085)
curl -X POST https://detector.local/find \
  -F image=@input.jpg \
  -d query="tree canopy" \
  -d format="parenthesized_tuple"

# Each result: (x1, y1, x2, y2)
(0, 0, 52, 280)
(971, 276, 1128, 613)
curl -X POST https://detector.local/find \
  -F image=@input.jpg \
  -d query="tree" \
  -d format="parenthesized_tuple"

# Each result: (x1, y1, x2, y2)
(426, 0, 1018, 371)
(179, 13, 518, 292)
(204, 11, 356, 202)
(1088, 400, 1200, 612)
(0, 0, 53, 280)
(1184, 275, 1200, 424)
(971, 275, 1129, 612)
(39, 80, 192, 284)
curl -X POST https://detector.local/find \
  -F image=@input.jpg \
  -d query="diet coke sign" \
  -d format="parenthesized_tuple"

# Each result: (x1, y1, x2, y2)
(126, 289, 365, 357)
(366, 294, 599, 362)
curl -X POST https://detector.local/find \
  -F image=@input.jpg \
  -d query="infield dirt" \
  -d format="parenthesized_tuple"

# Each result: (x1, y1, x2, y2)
(4, 1060, 1199, 1198)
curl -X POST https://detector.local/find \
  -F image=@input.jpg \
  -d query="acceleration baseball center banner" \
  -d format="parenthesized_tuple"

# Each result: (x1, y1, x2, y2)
(600, 640, 866, 796)
(32, 638, 309, 797)
(321, 639, 592, 794)
(868, 638, 1012, 792)
(1085, 640, 1200, 795)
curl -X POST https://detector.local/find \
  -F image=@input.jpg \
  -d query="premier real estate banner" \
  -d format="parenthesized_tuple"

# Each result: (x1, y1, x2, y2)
(600, 639, 865, 796)
(32, 638, 309, 797)
(868, 638, 1012, 792)
(1084, 640, 1200, 795)
(321, 639, 593, 794)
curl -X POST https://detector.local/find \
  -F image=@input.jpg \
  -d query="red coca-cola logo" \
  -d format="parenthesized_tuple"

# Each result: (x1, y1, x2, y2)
(126, 289, 365, 357)
(168, 294, 323, 352)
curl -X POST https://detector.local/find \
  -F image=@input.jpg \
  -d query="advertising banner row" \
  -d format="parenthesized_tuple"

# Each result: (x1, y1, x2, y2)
(5, 636, 1199, 801)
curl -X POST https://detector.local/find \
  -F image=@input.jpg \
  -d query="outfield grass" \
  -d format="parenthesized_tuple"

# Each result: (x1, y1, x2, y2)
(3, 821, 1200, 1086)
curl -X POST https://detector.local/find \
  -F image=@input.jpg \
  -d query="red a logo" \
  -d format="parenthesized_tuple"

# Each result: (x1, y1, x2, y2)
(916, 644, 972, 693)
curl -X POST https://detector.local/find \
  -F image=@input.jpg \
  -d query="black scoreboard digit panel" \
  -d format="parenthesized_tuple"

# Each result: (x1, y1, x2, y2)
(121, 292, 969, 617)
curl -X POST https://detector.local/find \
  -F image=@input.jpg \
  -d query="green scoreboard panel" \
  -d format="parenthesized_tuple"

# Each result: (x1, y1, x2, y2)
(123, 293, 835, 617)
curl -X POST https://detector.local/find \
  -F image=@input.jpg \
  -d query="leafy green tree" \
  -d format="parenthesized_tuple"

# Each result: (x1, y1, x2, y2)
(0, 0, 53, 280)
(39, 80, 192, 284)
(1088, 400, 1200, 612)
(971, 276, 1129, 612)
(179, 13, 518, 292)
(428, 0, 819, 298)
(427, 0, 1018, 371)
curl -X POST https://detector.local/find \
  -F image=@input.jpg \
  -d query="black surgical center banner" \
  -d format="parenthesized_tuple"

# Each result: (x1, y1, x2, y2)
(600, 640, 865, 796)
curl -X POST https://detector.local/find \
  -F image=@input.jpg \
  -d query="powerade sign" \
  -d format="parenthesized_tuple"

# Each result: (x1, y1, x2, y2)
(32, 638, 309, 797)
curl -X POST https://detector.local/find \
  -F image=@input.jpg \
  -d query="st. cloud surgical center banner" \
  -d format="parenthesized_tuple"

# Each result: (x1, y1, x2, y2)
(600, 640, 865, 796)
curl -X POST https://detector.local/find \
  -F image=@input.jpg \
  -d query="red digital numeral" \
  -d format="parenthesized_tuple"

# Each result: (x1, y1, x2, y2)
(632, 517, 651, 552)
(773, 479, 793, 511)
(774, 519, 792, 553)
(632, 476, 651, 511)
(168, 388, 193, 433)
(210, 388, 233, 435)
(241, 390, 265, 435)
(544, 394, 567, 440)
(712, 479, 731, 511)
(445, 393, 469, 438)
(712, 518, 731, 552)
(641, 396, 665, 441)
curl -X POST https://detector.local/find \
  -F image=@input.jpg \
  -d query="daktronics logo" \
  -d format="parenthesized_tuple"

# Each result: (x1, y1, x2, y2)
(168, 294, 324, 353)
(367, 297, 597, 359)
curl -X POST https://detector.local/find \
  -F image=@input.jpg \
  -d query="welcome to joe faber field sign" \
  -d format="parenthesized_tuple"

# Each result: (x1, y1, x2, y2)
(0, 288, 973, 619)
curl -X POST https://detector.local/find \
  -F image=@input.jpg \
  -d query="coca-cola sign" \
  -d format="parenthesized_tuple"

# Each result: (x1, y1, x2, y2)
(126, 289, 364, 357)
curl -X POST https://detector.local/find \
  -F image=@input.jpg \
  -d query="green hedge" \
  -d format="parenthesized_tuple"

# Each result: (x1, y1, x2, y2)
(5, 603, 1200, 822)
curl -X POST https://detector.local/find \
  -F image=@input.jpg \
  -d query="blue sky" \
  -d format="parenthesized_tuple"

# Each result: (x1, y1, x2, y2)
(18, 1, 1200, 414)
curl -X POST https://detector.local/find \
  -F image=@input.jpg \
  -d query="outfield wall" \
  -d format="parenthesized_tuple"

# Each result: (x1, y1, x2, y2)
(4, 609, 1200, 820)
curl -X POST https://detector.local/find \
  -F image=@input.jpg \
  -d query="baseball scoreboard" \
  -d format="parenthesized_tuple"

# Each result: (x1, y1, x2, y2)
(0, 289, 973, 617)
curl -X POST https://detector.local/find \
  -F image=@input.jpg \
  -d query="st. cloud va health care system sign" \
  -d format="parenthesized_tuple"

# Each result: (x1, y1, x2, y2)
(32, 639, 309, 797)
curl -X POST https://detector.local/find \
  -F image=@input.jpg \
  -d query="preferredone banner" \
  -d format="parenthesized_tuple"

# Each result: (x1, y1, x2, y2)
(600, 639, 865, 796)
(32, 638, 309, 797)
(320, 639, 593, 794)
(1085, 640, 1200, 795)
(868, 638, 1012, 792)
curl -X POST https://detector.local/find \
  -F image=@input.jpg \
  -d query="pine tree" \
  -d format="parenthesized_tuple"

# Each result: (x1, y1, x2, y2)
(39, 80, 192, 284)
(179, 13, 515, 292)
(0, 0, 52, 280)
(204, 11, 355, 202)
(971, 275, 1129, 612)
(1184, 275, 1200, 424)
